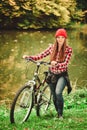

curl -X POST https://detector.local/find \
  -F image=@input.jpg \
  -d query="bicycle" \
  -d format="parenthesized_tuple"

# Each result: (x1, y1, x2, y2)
(10, 58, 52, 124)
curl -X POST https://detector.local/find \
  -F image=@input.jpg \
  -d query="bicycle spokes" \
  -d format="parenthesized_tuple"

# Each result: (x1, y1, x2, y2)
(10, 85, 33, 124)
(36, 85, 51, 116)
(20, 91, 31, 108)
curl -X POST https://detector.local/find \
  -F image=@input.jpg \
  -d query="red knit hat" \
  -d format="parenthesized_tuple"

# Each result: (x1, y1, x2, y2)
(55, 28, 67, 38)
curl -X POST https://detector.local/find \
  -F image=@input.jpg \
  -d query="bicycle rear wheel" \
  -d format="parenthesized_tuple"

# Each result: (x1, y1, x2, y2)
(10, 85, 33, 124)
(36, 85, 51, 116)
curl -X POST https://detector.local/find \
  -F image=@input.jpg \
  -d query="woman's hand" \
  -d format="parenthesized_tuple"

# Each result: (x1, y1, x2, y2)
(51, 61, 57, 66)
(22, 55, 28, 59)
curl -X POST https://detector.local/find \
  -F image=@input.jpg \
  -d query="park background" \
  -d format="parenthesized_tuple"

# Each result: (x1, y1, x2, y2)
(0, 0, 87, 130)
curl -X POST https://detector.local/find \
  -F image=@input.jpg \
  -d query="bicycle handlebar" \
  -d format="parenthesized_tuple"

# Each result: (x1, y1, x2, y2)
(25, 57, 51, 66)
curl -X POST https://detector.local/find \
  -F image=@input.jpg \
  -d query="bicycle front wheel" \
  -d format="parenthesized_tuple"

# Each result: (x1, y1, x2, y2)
(36, 85, 51, 116)
(10, 85, 33, 124)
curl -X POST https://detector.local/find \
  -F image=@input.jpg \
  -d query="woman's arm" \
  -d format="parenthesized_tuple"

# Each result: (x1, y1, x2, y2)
(23, 45, 52, 60)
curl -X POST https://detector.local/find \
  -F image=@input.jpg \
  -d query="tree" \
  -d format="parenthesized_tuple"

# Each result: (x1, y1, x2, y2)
(0, 0, 84, 29)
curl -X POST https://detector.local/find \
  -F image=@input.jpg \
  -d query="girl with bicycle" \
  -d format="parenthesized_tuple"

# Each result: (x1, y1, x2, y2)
(23, 28, 72, 119)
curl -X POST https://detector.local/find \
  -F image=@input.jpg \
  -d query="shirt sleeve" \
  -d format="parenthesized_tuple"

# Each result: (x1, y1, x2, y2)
(58, 47, 72, 69)
(29, 45, 52, 61)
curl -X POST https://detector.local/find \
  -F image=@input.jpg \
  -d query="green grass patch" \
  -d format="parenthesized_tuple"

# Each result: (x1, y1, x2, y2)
(0, 88, 87, 130)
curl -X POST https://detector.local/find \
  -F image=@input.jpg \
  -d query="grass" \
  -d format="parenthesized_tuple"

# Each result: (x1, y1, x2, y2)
(0, 88, 87, 130)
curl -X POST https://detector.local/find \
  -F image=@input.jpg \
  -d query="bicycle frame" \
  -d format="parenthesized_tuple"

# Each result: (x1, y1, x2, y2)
(26, 59, 49, 86)
(10, 58, 51, 124)
(25, 59, 48, 105)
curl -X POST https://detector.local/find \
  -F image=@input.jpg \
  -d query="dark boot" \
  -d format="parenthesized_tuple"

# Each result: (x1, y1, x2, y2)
(56, 112, 63, 120)
(55, 94, 64, 119)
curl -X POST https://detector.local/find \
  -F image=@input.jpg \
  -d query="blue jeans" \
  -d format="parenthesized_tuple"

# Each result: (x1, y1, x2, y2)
(49, 77, 67, 116)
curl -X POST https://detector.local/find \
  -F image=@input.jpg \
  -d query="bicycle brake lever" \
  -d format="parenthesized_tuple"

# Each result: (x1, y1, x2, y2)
(25, 57, 33, 62)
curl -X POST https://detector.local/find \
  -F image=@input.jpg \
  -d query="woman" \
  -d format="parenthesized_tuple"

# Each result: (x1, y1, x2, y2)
(23, 28, 72, 119)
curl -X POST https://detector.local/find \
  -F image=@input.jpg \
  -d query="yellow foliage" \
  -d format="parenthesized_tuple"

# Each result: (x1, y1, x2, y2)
(35, 0, 62, 16)
(9, 0, 16, 6)
(22, 2, 32, 11)
(0, 0, 84, 29)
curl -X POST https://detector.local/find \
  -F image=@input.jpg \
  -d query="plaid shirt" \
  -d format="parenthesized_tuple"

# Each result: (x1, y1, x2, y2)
(29, 44, 72, 74)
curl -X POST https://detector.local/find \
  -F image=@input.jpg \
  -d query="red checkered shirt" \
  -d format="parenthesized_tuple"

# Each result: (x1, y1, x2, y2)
(29, 44, 72, 74)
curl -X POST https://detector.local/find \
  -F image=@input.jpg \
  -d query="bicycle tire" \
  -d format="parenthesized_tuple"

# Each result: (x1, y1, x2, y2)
(36, 85, 51, 116)
(10, 84, 34, 124)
